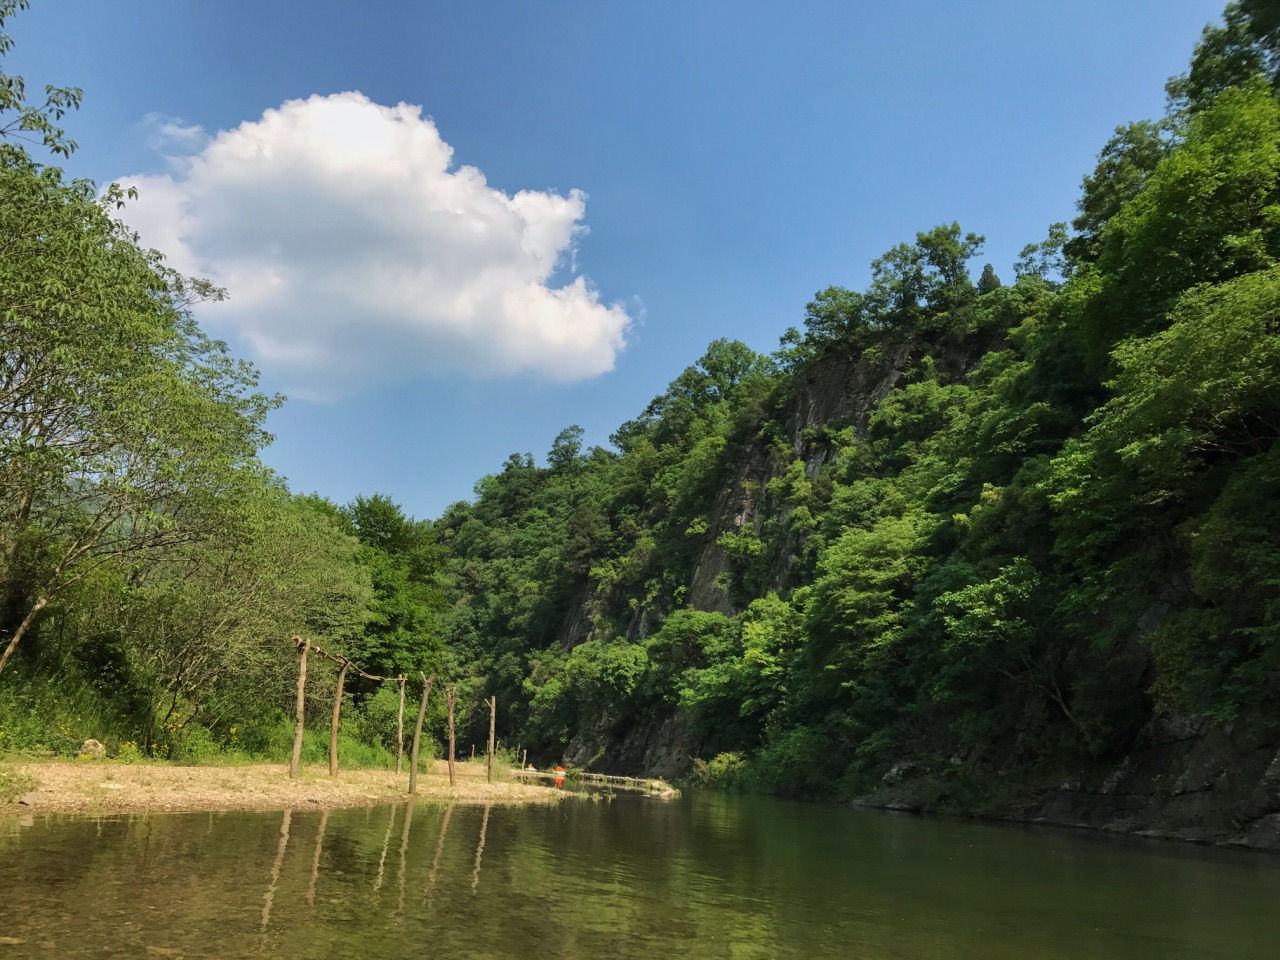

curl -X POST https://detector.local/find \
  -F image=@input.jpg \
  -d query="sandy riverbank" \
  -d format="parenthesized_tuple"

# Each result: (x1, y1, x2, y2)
(0, 759, 560, 815)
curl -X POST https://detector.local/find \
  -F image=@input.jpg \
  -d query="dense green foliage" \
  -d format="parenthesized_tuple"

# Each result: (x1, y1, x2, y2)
(0, 7, 443, 764)
(426, 1, 1280, 795)
(3, 1, 1278, 802)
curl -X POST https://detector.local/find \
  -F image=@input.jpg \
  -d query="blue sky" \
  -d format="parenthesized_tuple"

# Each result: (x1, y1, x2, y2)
(9, 0, 1225, 519)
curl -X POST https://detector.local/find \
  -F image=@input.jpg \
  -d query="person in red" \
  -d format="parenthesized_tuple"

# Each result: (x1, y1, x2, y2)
(554, 764, 565, 788)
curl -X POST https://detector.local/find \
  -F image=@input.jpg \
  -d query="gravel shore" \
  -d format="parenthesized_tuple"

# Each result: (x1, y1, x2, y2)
(0, 759, 560, 815)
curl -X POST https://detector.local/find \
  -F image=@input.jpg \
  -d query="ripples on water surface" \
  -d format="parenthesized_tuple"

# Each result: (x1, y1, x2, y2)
(1, 791, 1278, 958)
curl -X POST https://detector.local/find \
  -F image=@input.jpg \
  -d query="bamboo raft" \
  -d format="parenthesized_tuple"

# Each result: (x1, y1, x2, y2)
(517, 769, 680, 799)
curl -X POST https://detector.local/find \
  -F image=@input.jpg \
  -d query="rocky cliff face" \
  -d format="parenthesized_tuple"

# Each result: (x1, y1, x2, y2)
(686, 337, 927, 614)
(564, 334, 973, 781)
(859, 712, 1280, 851)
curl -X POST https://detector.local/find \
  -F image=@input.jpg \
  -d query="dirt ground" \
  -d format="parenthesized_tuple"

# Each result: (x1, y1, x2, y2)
(0, 759, 560, 816)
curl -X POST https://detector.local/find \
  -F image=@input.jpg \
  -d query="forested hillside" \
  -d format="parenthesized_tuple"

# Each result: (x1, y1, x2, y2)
(2, 0, 1279, 829)
(432, 0, 1280, 809)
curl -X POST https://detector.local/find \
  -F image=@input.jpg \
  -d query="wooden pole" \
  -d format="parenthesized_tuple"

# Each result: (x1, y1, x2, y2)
(521, 748, 527, 769)
(446, 688, 456, 787)
(395, 676, 406, 775)
(329, 658, 349, 778)
(487, 696, 496, 783)
(290, 637, 309, 780)
(408, 673, 434, 795)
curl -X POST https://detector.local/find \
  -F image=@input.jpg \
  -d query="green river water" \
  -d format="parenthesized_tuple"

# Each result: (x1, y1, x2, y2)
(1, 791, 1277, 958)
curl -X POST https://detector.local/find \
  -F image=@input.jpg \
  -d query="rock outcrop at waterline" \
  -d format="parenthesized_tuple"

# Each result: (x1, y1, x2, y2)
(858, 712, 1280, 851)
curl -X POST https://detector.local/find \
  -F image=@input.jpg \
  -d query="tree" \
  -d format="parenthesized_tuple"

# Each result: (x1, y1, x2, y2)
(547, 425, 585, 471)
(0, 1, 81, 161)
(0, 156, 277, 675)
(1166, 1, 1279, 112)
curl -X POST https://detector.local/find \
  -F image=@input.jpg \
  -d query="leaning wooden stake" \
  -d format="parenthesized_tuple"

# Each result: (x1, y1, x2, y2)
(329, 658, 349, 777)
(486, 696, 496, 783)
(290, 637, 310, 780)
(408, 673, 435, 795)
(446, 687, 456, 787)
(395, 676, 406, 774)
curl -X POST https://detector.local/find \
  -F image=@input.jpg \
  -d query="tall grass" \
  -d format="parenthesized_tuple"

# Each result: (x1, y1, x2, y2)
(1, 669, 435, 772)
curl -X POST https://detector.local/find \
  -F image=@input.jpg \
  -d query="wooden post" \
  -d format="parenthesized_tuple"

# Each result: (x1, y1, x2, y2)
(446, 688, 456, 787)
(290, 637, 309, 780)
(470, 744, 475, 759)
(521, 748, 527, 769)
(408, 673, 434, 795)
(486, 696, 496, 783)
(329, 658, 349, 778)
(395, 676, 406, 775)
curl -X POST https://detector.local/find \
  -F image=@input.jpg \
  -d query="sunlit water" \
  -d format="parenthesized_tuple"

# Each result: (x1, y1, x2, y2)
(1, 790, 1277, 958)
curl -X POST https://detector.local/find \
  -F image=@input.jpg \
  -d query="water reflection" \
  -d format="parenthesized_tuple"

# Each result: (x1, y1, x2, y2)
(306, 809, 328, 907)
(259, 808, 291, 932)
(372, 803, 395, 893)
(425, 804, 452, 909)
(471, 802, 491, 895)
(396, 801, 413, 916)
(0, 794, 1278, 959)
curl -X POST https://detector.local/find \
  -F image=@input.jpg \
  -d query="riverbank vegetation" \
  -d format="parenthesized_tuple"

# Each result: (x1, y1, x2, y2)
(2, 0, 1278, 806)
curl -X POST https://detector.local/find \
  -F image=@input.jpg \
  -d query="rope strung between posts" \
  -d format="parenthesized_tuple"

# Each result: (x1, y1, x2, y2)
(286, 635, 460, 795)
(287, 634, 427, 783)
(291, 635, 402, 684)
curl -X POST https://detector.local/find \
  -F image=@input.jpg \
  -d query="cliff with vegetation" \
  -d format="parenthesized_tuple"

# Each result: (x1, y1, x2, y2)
(3, 0, 1280, 846)
(431, 2, 1280, 846)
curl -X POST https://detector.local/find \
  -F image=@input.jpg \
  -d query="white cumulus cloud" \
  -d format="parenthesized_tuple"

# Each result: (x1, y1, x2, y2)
(117, 93, 631, 398)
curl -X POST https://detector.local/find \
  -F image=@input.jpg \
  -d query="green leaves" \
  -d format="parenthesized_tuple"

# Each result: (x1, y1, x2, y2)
(0, 1, 82, 160)
(0, 153, 275, 672)
(1072, 80, 1280, 362)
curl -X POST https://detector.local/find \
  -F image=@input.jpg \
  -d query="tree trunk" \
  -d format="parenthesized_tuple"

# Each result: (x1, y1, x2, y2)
(408, 673, 434, 795)
(487, 696, 496, 784)
(290, 637, 309, 780)
(395, 676, 406, 774)
(0, 592, 49, 676)
(446, 687, 456, 787)
(329, 659, 349, 777)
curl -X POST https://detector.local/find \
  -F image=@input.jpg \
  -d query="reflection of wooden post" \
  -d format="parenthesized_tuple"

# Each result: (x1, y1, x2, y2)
(261, 808, 293, 931)
(397, 801, 414, 916)
(470, 802, 491, 894)
(329, 659, 349, 777)
(290, 637, 309, 780)
(424, 804, 453, 908)
(446, 688, 456, 787)
(374, 804, 396, 893)
(487, 696, 496, 783)
(306, 809, 329, 906)
(408, 673, 434, 795)
(395, 676, 406, 775)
